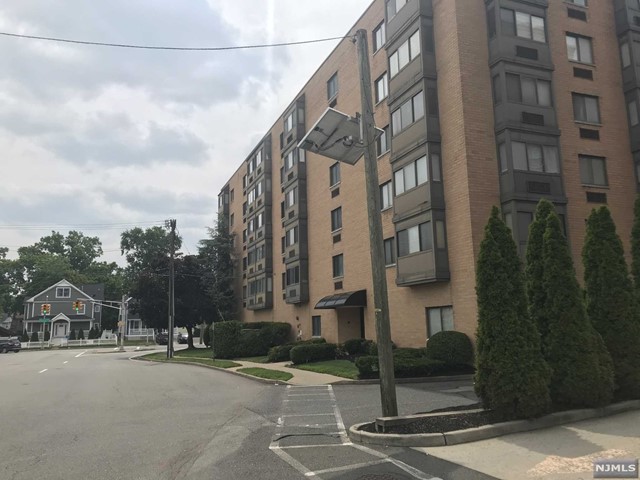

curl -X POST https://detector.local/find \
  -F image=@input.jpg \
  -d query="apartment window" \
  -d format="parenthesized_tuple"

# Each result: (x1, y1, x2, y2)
(285, 186, 298, 208)
(230, 189, 234, 202)
(329, 162, 340, 187)
(487, 7, 496, 38)
(506, 74, 552, 107)
(376, 125, 390, 156)
(394, 156, 428, 195)
(286, 266, 300, 286)
(579, 155, 608, 186)
(373, 22, 386, 52)
(248, 218, 255, 233)
(492, 75, 502, 104)
(572, 93, 600, 124)
(312, 316, 322, 337)
(431, 154, 441, 182)
(230, 213, 234, 227)
(384, 238, 396, 266)
(255, 151, 263, 168)
(327, 73, 338, 100)
(397, 222, 432, 257)
(243, 175, 247, 189)
(386, 0, 407, 20)
(375, 73, 388, 103)
(286, 226, 298, 247)
(566, 34, 593, 64)
(56, 287, 70, 298)
(567, 0, 587, 6)
(427, 306, 454, 337)
(332, 254, 344, 278)
(256, 212, 264, 229)
(500, 8, 546, 43)
(389, 30, 420, 78)
(380, 182, 393, 210)
(391, 91, 424, 135)
(512, 142, 559, 173)
(498, 143, 508, 172)
(285, 112, 294, 133)
(629, 100, 639, 126)
(284, 150, 295, 171)
(331, 207, 342, 232)
(621, 42, 631, 68)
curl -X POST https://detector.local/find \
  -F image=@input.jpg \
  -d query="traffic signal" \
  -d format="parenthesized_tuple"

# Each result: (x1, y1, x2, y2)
(40, 304, 45, 315)
(41, 304, 50, 316)
(75, 301, 83, 312)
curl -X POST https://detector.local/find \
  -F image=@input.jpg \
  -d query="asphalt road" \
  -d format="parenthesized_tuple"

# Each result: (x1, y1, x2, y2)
(0, 348, 493, 480)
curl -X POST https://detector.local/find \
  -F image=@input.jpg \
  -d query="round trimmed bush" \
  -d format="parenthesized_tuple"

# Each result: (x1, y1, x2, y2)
(290, 343, 337, 365)
(426, 331, 473, 365)
(343, 338, 374, 356)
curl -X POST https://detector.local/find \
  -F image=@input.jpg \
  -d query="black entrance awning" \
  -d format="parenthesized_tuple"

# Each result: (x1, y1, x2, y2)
(315, 290, 367, 309)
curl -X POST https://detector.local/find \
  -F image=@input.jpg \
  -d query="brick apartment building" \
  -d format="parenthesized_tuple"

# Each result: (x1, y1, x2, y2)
(217, 0, 639, 348)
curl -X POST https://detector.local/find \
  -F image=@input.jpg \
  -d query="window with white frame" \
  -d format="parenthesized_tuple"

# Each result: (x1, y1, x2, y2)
(394, 156, 428, 195)
(257, 212, 264, 229)
(391, 91, 424, 135)
(566, 33, 593, 64)
(56, 287, 71, 298)
(373, 22, 386, 52)
(500, 8, 546, 43)
(511, 142, 559, 173)
(567, 0, 586, 6)
(506, 74, 552, 107)
(286, 226, 298, 247)
(389, 30, 420, 78)
(284, 150, 295, 171)
(285, 112, 294, 133)
(397, 222, 432, 257)
(380, 182, 393, 210)
(375, 73, 388, 103)
(376, 125, 390, 156)
(285, 187, 297, 208)
(427, 306, 454, 336)
(327, 73, 338, 100)
(579, 155, 608, 186)
(255, 150, 263, 167)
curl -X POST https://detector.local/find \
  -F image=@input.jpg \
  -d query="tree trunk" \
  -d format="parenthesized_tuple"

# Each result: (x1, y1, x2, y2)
(186, 325, 194, 349)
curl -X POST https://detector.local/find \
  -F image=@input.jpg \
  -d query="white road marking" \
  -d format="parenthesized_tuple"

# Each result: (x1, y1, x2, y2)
(350, 443, 439, 480)
(63, 361, 68, 364)
(75, 350, 87, 358)
(306, 458, 389, 476)
(328, 386, 350, 444)
(277, 443, 353, 450)
(38, 369, 48, 374)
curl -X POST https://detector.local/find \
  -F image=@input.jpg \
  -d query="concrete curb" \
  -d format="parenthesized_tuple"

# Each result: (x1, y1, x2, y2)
(348, 400, 640, 447)
(130, 355, 289, 386)
(332, 374, 474, 385)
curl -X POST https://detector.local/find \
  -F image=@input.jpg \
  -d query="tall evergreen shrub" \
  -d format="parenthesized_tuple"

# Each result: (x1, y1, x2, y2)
(475, 207, 551, 419)
(583, 206, 640, 399)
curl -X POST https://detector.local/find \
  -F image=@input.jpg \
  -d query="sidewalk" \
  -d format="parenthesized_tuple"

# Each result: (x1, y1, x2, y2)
(229, 360, 346, 385)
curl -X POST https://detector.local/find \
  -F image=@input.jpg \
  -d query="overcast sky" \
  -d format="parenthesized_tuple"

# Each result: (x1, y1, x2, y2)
(0, 0, 372, 265)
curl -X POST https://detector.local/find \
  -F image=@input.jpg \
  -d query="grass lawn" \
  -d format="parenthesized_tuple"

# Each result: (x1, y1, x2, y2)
(293, 360, 359, 379)
(141, 352, 239, 369)
(237, 367, 292, 382)
(173, 347, 214, 358)
(236, 356, 269, 363)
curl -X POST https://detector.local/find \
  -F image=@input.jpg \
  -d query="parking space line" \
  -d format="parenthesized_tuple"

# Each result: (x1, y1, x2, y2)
(74, 350, 87, 358)
(282, 413, 336, 418)
(306, 458, 389, 477)
(38, 369, 47, 374)
(277, 443, 353, 450)
(63, 361, 68, 364)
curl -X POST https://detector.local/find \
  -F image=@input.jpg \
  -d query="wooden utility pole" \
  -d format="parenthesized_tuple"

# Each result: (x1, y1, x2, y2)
(355, 29, 398, 417)
(167, 219, 177, 359)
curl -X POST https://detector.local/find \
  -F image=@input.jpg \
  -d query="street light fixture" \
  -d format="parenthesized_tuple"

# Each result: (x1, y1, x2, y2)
(298, 29, 398, 417)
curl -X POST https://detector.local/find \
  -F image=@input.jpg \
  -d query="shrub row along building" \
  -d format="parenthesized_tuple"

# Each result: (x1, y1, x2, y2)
(218, 0, 639, 348)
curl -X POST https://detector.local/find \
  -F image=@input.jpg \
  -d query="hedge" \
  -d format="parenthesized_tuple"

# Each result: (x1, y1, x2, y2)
(367, 341, 396, 356)
(267, 338, 326, 362)
(355, 355, 446, 379)
(213, 321, 292, 359)
(426, 331, 473, 366)
(343, 338, 374, 356)
(290, 343, 337, 365)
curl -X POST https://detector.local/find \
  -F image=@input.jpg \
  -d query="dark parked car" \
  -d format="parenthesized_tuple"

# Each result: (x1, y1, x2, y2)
(177, 332, 188, 344)
(0, 338, 21, 353)
(155, 332, 169, 345)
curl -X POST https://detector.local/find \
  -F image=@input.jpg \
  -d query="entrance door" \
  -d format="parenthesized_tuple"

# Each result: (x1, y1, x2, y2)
(55, 323, 67, 337)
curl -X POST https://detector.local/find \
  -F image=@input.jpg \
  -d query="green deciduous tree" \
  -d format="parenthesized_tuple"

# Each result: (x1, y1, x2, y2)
(542, 212, 614, 407)
(475, 207, 551, 419)
(583, 206, 640, 399)
(632, 195, 640, 297)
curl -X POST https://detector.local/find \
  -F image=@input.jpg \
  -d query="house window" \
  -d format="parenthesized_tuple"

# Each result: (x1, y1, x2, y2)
(629, 100, 639, 126)
(331, 207, 343, 232)
(511, 142, 559, 173)
(332, 254, 344, 278)
(579, 155, 608, 186)
(327, 73, 338, 100)
(376, 125, 390, 156)
(572, 93, 600, 124)
(397, 222, 432, 257)
(375, 73, 388, 103)
(286, 266, 300, 286)
(391, 91, 425, 135)
(394, 156, 428, 195)
(285, 112, 294, 133)
(380, 182, 393, 210)
(373, 22, 386, 52)
(427, 306, 454, 337)
(566, 34, 593, 64)
(389, 30, 420, 78)
(94, 304, 101, 313)
(329, 162, 340, 187)
(384, 237, 396, 266)
(621, 42, 631, 68)
(506, 74, 552, 107)
(386, 0, 407, 20)
(312, 316, 322, 337)
(500, 8, 546, 43)
(56, 287, 70, 298)
(286, 226, 298, 247)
